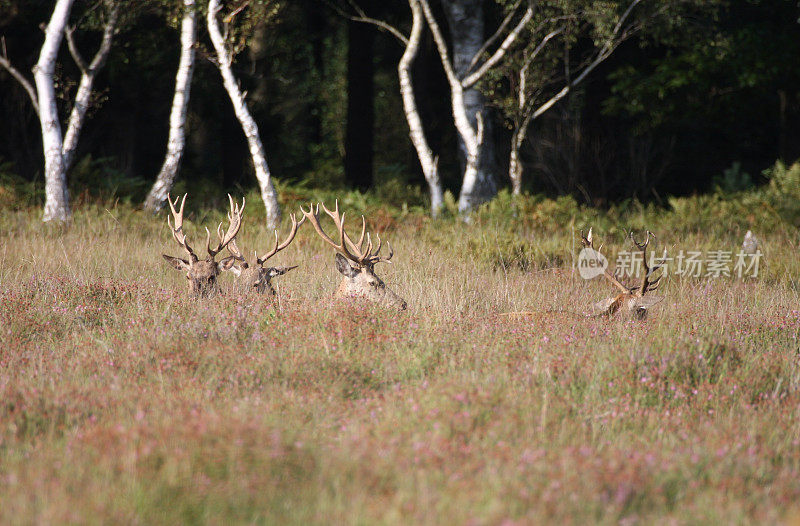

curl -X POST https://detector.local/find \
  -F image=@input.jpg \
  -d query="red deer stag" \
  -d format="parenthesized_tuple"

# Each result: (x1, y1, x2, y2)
(163, 193, 243, 296)
(226, 212, 305, 295)
(300, 201, 407, 310)
(581, 228, 664, 319)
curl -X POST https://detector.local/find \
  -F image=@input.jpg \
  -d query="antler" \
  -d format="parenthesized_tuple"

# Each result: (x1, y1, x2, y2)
(580, 228, 629, 294)
(226, 237, 249, 267)
(630, 230, 663, 296)
(361, 232, 394, 265)
(300, 200, 393, 267)
(207, 194, 245, 257)
(257, 212, 306, 264)
(167, 193, 198, 262)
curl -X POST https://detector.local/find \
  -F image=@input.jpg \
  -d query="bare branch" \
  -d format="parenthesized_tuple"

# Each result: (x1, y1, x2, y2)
(65, 26, 89, 74)
(461, 5, 534, 89)
(0, 37, 39, 114)
(417, 0, 459, 85)
(62, 0, 120, 170)
(519, 28, 563, 109)
(351, 15, 408, 45)
(88, 1, 119, 72)
(465, 0, 523, 74)
(222, 0, 250, 24)
(529, 0, 642, 121)
(326, 0, 409, 45)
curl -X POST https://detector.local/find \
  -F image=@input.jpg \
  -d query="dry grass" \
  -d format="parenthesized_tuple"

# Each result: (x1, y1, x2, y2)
(1, 199, 799, 524)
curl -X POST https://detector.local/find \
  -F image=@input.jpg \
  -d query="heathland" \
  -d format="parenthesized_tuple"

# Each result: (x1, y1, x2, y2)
(1, 163, 799, 524)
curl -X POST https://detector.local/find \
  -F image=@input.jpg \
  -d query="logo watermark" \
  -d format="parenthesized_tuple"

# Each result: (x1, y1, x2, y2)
(577, 247, 608, 279)
(577, 247, 763, 279)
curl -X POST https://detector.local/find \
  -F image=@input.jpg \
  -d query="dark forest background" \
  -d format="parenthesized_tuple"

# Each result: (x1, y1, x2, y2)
(2, 0, 799, 207)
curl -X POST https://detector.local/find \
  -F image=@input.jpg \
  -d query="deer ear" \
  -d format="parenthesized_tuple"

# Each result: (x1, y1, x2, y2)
(335, 253, 359, 278)
(163, 254, 190, 271)
(217, 256, 237, 272)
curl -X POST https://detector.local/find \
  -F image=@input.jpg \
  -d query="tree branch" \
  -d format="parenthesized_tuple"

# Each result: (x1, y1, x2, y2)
(461, 4, 534, 89)
(326, 0, 409, 45)
(65, 26, 89, 74)
(62, 0, 120, 170)
(519, 27, 563, 107)
(0, 37, 39, 114)
(417, 0, 459, 85)
(465, 0, 523, 74)
(528, 0, 642, 121)
(87, 0, 119, 72)
(348, 15, 408, 46)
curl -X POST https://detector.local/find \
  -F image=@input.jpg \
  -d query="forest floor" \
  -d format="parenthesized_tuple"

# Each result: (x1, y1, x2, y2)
(1, 189, 799, 524)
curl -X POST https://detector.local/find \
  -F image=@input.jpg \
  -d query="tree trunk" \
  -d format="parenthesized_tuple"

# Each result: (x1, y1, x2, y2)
(344, 19, 374, 191)
(441, 0, 497, 212)
(399, 0, 444, 216)
(144, 0, 196, 212)
(509, 132, 522, 195)
(35, 0, 75, 223)
(207, 0, 280, 229)
(62, 1, 119, 172)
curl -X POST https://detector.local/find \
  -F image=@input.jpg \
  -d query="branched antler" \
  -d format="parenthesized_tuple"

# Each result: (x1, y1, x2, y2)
(630, 230, 663, 296)
(300, 200, 393, 267)
(167, 193, 198, 261)
(256, 212, 305, 265)
(207, 194, 245, 257)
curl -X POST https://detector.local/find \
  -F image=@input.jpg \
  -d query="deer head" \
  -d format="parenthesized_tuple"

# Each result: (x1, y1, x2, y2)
(162, 194, 243, 296)
(300, 201, 407, 310)
(226, 212, 305, 295)
(580, 228, 664, 319)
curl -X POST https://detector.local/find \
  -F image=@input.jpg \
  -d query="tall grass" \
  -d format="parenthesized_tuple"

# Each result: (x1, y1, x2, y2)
(0, 184, 799, 524)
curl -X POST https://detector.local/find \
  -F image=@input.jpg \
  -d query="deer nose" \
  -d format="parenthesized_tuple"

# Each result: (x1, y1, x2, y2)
(399, 299, 407, 310)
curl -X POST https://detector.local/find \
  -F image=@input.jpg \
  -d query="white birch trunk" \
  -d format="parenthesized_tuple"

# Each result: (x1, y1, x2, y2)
(62, 1, 119, 171)
(144, 0, 196, 212)
(418, 0, 482, 215)
(509, 135, 523, 195)
(453, 94, 482, 214)
(207, 0, 280, 229)
(398, 0, 443, 216)
(34, 0, 75, 223)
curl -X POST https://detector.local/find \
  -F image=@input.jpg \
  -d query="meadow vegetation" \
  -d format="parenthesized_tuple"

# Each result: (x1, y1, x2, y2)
(1, 163, 799, 523)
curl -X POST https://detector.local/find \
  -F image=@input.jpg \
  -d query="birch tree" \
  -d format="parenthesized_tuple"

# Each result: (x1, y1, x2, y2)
(486, 0, 705, 194)
(0, 0, 119, 222)
(343, 0, 444, 215)
(494, 0, 648, 194)
(207, 0, 281, 228)
(143, 0, 197, 212)
(417, 0, 531, 215)
(342, 0, 530, 216)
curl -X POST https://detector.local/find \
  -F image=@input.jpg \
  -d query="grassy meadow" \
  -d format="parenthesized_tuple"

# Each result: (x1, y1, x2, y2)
(1, 170, 800, 524)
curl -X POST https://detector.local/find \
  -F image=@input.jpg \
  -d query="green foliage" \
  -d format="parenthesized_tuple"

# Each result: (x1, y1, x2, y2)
(467, 229, 565, 271)
(69, 155, 149, 202)
(761, 159, 800, 225)
(603, 0, 800, 131)
(462, 159, 800, 236)
(0, 158, 41, 207)
(713, 161, 753, 193)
